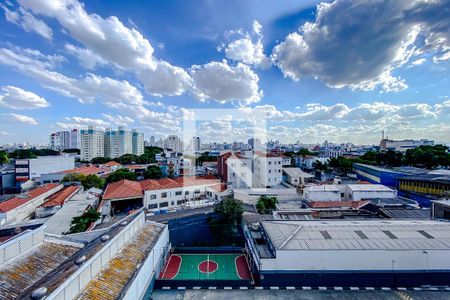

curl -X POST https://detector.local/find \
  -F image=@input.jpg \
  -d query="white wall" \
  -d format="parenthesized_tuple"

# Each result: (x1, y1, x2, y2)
(261, 249, 450, 272)
(254, 156, 282, 188)
(349, 189, 397, 201)
(0, 225, 45, 266)
(234, 188, 299, 205)
(30, 156, 75, 178)
(5, 184, 63, 224)
(303, 189, 341, 202)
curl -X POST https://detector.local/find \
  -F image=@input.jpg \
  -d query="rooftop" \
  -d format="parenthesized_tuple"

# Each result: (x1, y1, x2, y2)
(282, 167, 314, 178)
(77, 222, 164, 300)
(305, 185, 340, 192)
(307, 200, 369, 209)
(140, 175, 220, 191)
(40, 185, 80, 207)
(261, 220, 450, 251)
(103, 179, 144, 200)
(399, 173, 450, 185)
(347, 184, 394, 192)
(0, 183, 60, 212)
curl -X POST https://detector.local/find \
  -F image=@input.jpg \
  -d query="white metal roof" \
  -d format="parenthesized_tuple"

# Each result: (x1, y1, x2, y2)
(347, 184, 394, 192)
(305, 185, 340, 192)
(282, 167, 314, 178)
(261, 220, 450, 251)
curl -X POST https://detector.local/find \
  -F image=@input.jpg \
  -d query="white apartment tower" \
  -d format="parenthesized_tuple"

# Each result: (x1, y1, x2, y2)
(104, 127, 133, 158)
(80, 126, 105, 161)
(253, 152, 283, 188)
(49, 129, 80, 151)
(132, 129, 144, 155)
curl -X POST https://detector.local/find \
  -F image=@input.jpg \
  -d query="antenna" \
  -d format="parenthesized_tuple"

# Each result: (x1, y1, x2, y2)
(382, 130, 385, 140)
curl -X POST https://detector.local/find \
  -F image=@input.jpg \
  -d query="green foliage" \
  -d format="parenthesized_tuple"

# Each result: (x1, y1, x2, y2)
(62, 148, 80, 154)
(313, 160, 329, 171)
(67, 208, 101, 234)
(91, 156, 112, 164)
(81, 174, 105, 189)
(298, 148, 313, 157)
(256, 195, 277, 214)
(0, 151, 9, 164)
(143, 165, 163, 179)
(196, 152, 217, 166)
(9, 148, 58, 159)
(404, 145, 450, 169)
(139, 146, 163, 164)
(62, 173, 86, 183)
(329, 157, 356, 175)
(106, 168, 137, 183)
(214, 198, 244, 225)
(114, 154, 139, 165)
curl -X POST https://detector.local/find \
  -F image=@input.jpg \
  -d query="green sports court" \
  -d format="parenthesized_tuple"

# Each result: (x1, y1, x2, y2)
(159, 253, 251, 280)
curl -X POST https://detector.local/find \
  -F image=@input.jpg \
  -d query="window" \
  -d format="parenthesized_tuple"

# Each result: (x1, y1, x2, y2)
(161, 192, 167, 198)
(159, 202, 169, 208)
(147, 203, 157, 209)
(175, 191, 182, 196)
(150, 194, 157, 200)
(195, 189, 201, 194)
(340, 193, 345, 198)
(268, 161, 272, 165)
(177, 200, 185, 205)
(171, 201, 175, 205)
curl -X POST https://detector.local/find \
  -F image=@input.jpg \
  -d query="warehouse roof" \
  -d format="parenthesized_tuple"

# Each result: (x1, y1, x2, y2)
(399, 173, 450, 185)
(103, 179, 143, 200)
(305, 185, 340, 192)
(282, 167, 314, 178)
(0, 183, 60, 212)
(347, 184, 394, 192)
(40, 185, 79, 207)
(261, 220, 450, 251)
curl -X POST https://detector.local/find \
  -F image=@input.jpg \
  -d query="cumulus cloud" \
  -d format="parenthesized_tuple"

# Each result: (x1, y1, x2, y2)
(19, 0, 156, 71)
(64, 44, 107, 70)
(219, 20, 270, 69)
(137, 61, 192, 97)
(1, 4, 53, 40)
(190, 60, 263, 105)
(0, 85, 49, 109)
(271, 0, 450, 92)
(4, 113, 38, 125)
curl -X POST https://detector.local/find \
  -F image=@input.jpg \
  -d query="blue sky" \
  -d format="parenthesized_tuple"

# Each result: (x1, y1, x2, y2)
(0, 0, 449, 145)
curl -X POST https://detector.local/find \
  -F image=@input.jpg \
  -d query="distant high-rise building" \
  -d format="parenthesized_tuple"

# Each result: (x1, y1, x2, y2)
(132, 129, 144, 155)
(149, 136, 156, 146)
(80, 126, 105, 161)
(104, 126, 133, 158)
(248, 138, 261, 150)
(165, 135, 183, 152)
(49, 130, 79, 151)
(192, 136, 201, 152)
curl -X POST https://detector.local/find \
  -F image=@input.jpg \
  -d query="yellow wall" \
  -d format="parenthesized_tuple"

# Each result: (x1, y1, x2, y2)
(399, 180, 449, 196)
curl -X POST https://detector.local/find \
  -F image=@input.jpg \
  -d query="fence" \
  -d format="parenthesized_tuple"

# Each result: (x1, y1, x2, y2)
(47, 212, 145, 300)
(0, 225, 45, 266)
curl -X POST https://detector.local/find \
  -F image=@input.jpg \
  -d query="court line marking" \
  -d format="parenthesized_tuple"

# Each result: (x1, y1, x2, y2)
(235, 254, 249, 280)
(197, 259, 219, 275)
(162, 254, 182, 280)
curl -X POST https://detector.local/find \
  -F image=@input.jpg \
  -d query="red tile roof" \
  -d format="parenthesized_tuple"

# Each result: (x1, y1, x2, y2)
(0, 184, 61, 212)
(41, 185, 80, 207)
(61, 165, 102, 176)
(254, 151, 282, 158)
(103, 161, 121, 167)
(307, 200, 369, 209)
(103, 179, 144, 200)
(141, 175, 220, 191)
(208, 183, 228, 192)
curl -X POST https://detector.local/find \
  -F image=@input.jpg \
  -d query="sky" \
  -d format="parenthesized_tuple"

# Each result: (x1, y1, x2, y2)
(0, 0, 449, 145)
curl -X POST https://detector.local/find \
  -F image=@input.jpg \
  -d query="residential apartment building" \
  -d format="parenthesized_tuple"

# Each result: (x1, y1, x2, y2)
(81, 126, 105, 161)
(49, 129, 80, 151)
(80, 126, 144, 161)
(104, 127, 133, 158)
(132, 129, 144, 155)
(217, 152, 253, 189)
(380, 138, 434, 152)
(253, 152, 283, 188)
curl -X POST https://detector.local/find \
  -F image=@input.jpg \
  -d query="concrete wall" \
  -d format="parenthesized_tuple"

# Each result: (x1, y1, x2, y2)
(30, 156, 75, 178)
(5, 184, 63, 224)
(261, 249, 450, 272)
(234, 188, 299, 205)
(48, 212, 146, 300)
(349, 189, 397, 201)
(0, 225, 44, 266)
(122, 224, 169, 300)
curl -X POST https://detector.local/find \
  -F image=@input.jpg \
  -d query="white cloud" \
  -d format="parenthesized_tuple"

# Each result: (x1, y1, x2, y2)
(271, 0, 450, 92)
(4, 113, 38, 125)
(219, 20, 270, 69)
(101, 114, 134, 127)
(64, 44, 107, 70)
(2, 4, 53, 40)
(137, 61, 192, 97)
(0, 131, 11, 136)
(0, 85, 49, 109)
(19, 0, 156, 71)
(190, 60, 263, 105)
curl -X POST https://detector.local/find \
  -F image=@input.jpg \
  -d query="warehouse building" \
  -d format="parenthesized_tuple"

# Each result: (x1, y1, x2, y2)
(353, 163, 426, 188)
(245, 220, 450, 287)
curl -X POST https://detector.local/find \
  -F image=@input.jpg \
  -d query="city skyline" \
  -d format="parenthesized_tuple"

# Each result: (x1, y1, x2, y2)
(0, 0, 449, 145)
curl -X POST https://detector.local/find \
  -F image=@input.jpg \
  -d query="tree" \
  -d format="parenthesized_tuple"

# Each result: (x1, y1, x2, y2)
(138, 146, 163, 164)
(67, 208, 101, 234)
(298, 148, 312, 157)
(62, 148, 80, 154)
(144, 165, 163, 179)
(404, 145, 450, 169)
(9, 148, 58, 159)
(91, 156, 112, 164)
(0, 151, 8, 164)
(114, 154, 139, 165)
(313, 160, 329, 172)
(256, 195, 277, 214)
(329, 157, 355, 175)
(62, 173, 86, 183)
(197, 152, 217, 166)
(81, 174, 105, 189)
(214, 198, 244, 225)
(106, 168, 137, 183)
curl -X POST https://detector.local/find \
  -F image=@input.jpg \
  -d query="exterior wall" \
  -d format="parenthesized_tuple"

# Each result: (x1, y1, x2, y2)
(432, 202, 450, 220)
(132, 130, 144, 156)
(303, 189, 341, 202)
(122, 225, 169, 300)
(0, 225, 45, 266)
(4, 184, 63, 224)
(143, 183, 217, 211)
(29, 156, 75, 179)
(227, 157, 252, 189)
(80, 127, 105, 161)
(234, 188, 299, 204)
(399, 179, 449, 196)
(261, 249, 450, 272)
(48, 212, 146, 300)
(104, 127, 133, 158)
(349, 189, 397, 201)
(254, 156, 282, 188)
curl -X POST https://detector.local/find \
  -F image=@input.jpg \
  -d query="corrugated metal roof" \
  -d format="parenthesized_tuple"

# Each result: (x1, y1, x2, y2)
(262, 220, 450, 251)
